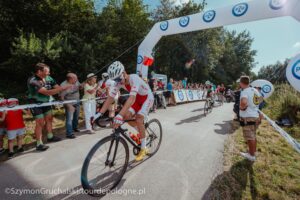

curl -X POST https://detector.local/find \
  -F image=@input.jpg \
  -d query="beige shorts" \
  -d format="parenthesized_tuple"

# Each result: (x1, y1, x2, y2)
(242, 125, 257, 141)
(241, 117, 258, 141)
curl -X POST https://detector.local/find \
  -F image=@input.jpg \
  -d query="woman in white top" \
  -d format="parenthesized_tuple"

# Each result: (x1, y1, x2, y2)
(83, 73, 98, 133)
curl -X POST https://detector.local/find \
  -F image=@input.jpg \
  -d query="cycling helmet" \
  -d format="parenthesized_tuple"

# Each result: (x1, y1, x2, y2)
(205, 80, 211, 85)
(107, 61, 125, 79)
(102, 72, 109, 80)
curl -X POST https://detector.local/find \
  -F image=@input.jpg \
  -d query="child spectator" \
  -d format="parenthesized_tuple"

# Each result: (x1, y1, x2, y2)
(5, 98, 25, 158)
(0, 99, 7, 154)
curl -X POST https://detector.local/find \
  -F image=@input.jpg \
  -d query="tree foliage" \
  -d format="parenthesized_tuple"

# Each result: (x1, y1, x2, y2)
(152, 0, 256, 85)
(257, 60, 288, 83)
(0, 0, 257, 97)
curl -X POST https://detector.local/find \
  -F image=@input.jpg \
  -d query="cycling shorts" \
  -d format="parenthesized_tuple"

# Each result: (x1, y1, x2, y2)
(30, 106, 52, 119)
(129, 94, 154, 117)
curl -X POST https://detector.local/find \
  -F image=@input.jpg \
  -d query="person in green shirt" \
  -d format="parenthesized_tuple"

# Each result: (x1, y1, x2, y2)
(27, 63, 71, 151)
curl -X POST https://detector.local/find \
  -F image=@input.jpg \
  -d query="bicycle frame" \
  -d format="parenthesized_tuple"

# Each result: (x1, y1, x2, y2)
(105, 122, 141, 166)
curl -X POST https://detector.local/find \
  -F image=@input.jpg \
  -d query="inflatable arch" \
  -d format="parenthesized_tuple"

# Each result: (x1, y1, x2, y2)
(136, 0, 300, 91)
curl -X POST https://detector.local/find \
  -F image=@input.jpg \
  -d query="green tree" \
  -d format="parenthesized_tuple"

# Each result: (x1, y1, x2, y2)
(258, 60, 288, 83)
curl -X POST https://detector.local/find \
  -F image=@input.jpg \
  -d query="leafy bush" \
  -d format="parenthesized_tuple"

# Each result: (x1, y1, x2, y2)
(264, 84, 300, 139)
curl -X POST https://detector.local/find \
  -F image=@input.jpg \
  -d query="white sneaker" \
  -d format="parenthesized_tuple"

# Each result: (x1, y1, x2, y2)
(240, 152, 256, 162)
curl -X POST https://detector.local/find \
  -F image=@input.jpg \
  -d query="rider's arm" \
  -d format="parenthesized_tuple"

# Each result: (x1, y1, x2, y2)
(99, 83, 119, 115)
(119, 95, 136, 117)
(99, 96, 115, 114)
(118, 76, 139, 117)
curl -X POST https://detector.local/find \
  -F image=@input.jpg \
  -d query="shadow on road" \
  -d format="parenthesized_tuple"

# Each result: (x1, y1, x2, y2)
(191, 108, 204, 112)
(0, 163, 45, 200)
(48, 157, 150, 200)
(175, 114, 206, 125)
(202, 160, 257, 200)
(214, 120, 239, 135)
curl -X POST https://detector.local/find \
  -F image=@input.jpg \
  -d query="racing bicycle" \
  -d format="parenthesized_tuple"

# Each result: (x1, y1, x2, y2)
(81, 118, 162, 197)
(204, 98, 214, 116)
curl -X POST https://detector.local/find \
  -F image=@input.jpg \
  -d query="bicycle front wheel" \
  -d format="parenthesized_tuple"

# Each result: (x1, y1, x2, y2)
(145, 118, 163, 156)
(81, 136, 129, 197)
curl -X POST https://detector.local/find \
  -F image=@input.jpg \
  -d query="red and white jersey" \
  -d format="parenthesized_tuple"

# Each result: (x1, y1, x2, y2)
(98, 79, 115, 89)
(109, 74, 153, 98)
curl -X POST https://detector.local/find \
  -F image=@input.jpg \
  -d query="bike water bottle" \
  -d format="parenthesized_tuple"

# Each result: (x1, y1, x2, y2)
(129, 132, 136, 141)
(136, 133, 141, 145)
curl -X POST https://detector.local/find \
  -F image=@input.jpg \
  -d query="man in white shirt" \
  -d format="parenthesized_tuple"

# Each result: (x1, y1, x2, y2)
(239, 76, 263, 161)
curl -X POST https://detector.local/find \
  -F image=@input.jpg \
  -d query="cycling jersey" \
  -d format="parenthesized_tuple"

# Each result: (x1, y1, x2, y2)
(28, 75, 57, 103)
(108, 74, 154, 117)
(207, 89, 213, 98)
(108, 74, 152, 97)
(99, 79, 119, 102)
(98, 79, 114, 89)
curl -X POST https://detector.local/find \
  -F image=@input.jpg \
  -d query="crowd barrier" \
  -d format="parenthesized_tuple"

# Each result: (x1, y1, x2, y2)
(0, 89, 207, 112)
(173, 89, 207, 103)
(258, 110, 300, 154)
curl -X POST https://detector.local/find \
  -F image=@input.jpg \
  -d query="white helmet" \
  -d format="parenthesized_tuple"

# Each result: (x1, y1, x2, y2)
(102, 72, 109, 80)
(107, 61, 125, 79)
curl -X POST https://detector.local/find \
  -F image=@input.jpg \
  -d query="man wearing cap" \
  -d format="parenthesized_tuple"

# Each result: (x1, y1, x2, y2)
(28, 63, 71, 151)
(60, 73, 82, 139)
(239, 76, 263, 162)
(82, 73, 98, 133)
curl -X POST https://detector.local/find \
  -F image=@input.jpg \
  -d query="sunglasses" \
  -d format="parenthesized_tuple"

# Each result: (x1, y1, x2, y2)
(113, 76, 123, 83)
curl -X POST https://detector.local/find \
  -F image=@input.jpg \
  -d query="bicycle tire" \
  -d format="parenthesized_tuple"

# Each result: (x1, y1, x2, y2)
(81, 135, 129, 197)
(209, 102, 213, 113)
(145, 118, 163, 156)
(204, 101, 208, 116)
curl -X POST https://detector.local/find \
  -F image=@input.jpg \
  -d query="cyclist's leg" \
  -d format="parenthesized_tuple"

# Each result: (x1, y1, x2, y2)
(135, 96, 153, 161)
(137, 96, 154, 144)
(123, 110, 137, 128)
(108, 102, 116, 118)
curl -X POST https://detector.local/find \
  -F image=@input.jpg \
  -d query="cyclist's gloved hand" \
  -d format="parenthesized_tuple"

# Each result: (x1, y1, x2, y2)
(113, 114, 124, 128)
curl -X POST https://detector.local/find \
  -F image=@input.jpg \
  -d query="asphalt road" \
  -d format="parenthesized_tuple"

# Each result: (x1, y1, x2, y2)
(0, 101, 234, 200)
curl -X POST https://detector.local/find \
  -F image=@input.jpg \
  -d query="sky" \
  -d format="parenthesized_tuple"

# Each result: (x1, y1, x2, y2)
(96, 0, 300, 73)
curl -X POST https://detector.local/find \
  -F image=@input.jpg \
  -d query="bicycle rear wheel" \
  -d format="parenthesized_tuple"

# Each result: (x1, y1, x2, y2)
(204, 101, 209, 116)
(81, 136, 129, 197)
(145, 119, 162, 156)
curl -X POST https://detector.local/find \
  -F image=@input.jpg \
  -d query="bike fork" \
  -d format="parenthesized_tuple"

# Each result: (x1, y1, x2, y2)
(105, 137, 119, 167)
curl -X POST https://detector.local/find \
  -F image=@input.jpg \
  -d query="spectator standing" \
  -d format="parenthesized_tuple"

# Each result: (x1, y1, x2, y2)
(219, 83, 226, 94)
(166, 78, 176, 106)
(157, 78, 164, 90)
(239, 76, 263, 162)
(60, 73, 81, 139)
(28, 63, 70, 151)
(148, 78, 155, 92)
(0, 99, 7, 154)
(182, 77, 188, 89)
(82, 73, 98, 133)
(234, 80, 241, 121)
(5, 98, 25, 158)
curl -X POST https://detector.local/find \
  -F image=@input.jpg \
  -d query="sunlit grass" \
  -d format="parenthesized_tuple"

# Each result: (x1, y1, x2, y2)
(207, 121, 300, 199)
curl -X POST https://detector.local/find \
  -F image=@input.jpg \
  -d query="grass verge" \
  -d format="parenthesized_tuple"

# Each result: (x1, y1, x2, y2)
(205, 120, 300, 200)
